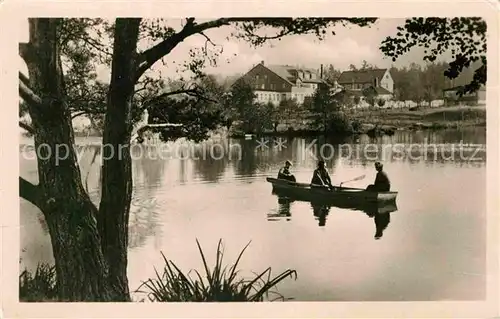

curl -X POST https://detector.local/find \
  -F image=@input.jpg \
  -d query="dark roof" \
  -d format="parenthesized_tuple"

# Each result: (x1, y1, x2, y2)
(265, 64, 326, 85)
(265, 65, 296, 84)
(374, 86, 392, 95)
(338, 69, 387, 84)
(344, 89, 363, 97)
(342, 86, 392, 96)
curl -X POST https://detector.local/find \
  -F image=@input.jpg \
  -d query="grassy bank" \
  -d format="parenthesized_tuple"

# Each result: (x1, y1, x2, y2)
(229, 106, 486, 138)
(349, 105, 486, 130)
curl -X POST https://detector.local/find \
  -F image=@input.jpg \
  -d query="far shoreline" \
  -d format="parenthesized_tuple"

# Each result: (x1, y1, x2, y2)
(230, 105, 487, 139)
(20, 105, 486, 141)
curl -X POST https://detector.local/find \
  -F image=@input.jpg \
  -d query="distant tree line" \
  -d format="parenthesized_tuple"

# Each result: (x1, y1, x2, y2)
(321, 59, 482, 106)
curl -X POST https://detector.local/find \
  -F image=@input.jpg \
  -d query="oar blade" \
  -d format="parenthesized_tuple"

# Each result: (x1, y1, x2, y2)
(353, 174, 366, 181)
(338, 174, 366, 187)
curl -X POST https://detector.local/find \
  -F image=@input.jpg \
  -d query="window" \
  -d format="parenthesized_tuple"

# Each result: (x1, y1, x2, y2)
(261, 83, 265, 89)
(282, 83, 286, 89)
(256, 75, 259, 80)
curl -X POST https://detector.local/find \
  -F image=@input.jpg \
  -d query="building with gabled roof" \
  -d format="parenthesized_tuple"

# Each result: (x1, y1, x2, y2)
(234, 61, 328, 105)
(337, 68, 394, 102)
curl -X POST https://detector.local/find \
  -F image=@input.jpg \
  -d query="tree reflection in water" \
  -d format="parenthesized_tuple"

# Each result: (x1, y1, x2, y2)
(128, 145, 166, 249)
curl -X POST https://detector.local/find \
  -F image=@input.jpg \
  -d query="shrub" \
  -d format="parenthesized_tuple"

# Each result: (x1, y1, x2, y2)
(350, 119, 361, 132)
(136, 239, 297, 302)
(19, 263, 58, 302)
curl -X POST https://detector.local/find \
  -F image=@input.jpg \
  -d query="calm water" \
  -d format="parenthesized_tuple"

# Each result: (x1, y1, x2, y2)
(19, 128, 486, 301)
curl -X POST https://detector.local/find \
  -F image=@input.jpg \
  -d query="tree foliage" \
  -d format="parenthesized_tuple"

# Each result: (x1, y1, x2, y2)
(307, 84, 349, 133)
(278, 97, 301, 127)
(323, 64, 342, 85)
(362, 86, 378, 108)
(389, 61, 456, 104)
(380, 17, 486, 95)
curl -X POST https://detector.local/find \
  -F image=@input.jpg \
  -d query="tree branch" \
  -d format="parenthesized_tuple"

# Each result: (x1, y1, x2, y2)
(19, 42, 31, 62)
(81, 36, 112, 57)
(135, 18, 237, 81)
(19, 79, 43, 107)
(141, 88, 198, 110)
(71, 111, 89, 119)
(19, 121, 35, 134)
(19, 177, 43, 209)
(19, 71, 30, 87)
(70, 108, 105, 119)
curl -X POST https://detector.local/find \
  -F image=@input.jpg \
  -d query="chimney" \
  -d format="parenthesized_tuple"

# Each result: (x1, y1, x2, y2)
(261, 60, 264, 65)
(320, 64, 323, 79)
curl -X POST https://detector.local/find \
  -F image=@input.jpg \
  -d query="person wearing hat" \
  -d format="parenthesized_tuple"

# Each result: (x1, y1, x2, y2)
(366, 161, 391, 192)
(311, 160, 333, 190)
(277, 160, 296, 182)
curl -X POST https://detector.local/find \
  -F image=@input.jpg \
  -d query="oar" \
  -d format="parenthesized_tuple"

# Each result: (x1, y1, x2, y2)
(338, 175, 366, 188)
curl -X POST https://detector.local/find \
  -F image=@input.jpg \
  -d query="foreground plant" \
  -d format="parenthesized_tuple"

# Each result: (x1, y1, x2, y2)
(136, 239, 297, 302)
(19, 263, 58, 302)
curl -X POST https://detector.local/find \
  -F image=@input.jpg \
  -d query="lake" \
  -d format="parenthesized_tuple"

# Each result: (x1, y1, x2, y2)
(19, 127, 487, 301)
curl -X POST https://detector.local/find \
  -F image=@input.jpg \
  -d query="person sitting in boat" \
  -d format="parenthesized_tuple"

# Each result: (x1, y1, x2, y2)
(366, 161, 391, 192)
(277, 160, 296, 182)
(311, 160, 333, 190)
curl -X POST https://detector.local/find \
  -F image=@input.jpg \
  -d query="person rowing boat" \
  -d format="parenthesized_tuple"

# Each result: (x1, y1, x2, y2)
(277, 160, 296, 182)
(311, 160, 334, 190)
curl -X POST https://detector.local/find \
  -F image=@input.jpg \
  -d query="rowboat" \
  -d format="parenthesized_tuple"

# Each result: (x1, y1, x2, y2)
(266, 177, 398, 204)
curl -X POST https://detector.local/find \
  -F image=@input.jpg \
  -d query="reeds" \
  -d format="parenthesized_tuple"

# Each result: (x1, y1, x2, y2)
(19, 263, 58, 302)
(136, 239, 297, 302)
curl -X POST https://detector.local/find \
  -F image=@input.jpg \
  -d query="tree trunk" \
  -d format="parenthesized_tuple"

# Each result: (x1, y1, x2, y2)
(97, 19, 141, 301)
(21, 18, 113, 301)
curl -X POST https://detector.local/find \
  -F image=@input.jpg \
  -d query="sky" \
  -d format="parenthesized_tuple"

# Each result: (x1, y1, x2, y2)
(18, 18, 451, 83)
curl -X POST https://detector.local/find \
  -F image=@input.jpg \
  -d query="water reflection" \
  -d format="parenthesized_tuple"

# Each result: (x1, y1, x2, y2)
(129, 145, 166, 249)
(233, 139, 263, 177)
(189, 139, 243, 183)
(362, 202, 397, 240)
(311, 202, 331, 227)
(267, 196, 293, 221)
(269, 190, 398, 231)
(19, 128, 486, 301)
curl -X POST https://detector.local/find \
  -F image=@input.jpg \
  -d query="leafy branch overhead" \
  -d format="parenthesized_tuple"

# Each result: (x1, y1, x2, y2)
(380, 17, 487, 95)
(229, 18, 377, 46)
(135, 18, 378, 80)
